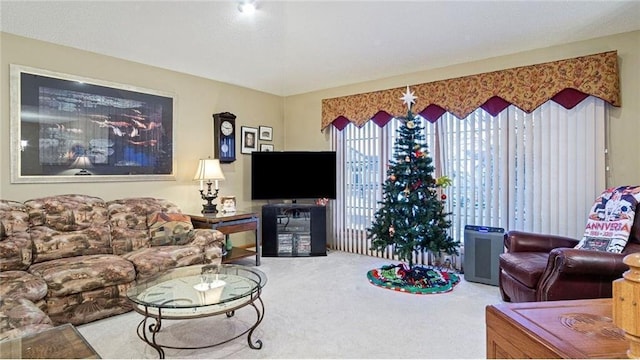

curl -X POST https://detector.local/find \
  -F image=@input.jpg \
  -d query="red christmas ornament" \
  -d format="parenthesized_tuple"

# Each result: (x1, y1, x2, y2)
(441, 194, 447, 200)
(389, 174, 396, 182)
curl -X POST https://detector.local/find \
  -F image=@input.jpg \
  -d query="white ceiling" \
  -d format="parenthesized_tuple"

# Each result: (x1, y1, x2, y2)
(1, 1, 639, 96)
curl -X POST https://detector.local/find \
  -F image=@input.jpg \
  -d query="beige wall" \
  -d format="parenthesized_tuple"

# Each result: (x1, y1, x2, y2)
(1, 30, 638, 216)
(0, 33, 284, 218)
(284, 30, 640, 187)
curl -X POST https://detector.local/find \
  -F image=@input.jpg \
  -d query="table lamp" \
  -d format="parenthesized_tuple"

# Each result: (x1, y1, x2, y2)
(70, 155, 93, 175)
(193, 158, 225, 214)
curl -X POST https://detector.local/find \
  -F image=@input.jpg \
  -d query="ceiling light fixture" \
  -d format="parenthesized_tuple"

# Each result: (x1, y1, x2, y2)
(238, 0, 256, 14)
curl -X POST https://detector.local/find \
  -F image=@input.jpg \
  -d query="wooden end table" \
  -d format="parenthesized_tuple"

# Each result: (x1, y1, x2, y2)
(190, 211, 260, 266)
(486, 298, 629, 358)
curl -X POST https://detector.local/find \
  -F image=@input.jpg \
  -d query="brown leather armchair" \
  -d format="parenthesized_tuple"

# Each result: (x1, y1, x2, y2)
(499, 202, 640, 302)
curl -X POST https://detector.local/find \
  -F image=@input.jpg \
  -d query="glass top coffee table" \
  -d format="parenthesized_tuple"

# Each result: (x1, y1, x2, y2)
(126, 264, 267, 358)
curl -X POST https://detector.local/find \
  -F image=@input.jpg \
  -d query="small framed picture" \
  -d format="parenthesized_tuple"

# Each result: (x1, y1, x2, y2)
(219, 196, 236, 214)
(241, 126, 258, 154)
(260, 143, 274, 152)
(259, 126, 273, 141)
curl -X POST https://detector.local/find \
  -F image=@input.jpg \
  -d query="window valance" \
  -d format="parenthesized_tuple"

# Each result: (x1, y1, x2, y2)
(321, 51, 620, 130)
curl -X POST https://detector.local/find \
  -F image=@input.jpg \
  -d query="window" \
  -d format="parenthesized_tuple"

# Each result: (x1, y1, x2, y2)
(331, 97, 606, 265)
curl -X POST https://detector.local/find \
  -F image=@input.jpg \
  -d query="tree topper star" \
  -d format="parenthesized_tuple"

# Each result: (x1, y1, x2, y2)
(400, 86, 417, 110)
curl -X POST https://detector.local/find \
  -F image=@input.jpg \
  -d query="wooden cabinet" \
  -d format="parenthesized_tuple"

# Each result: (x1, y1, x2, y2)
(486, 298, 629, 359)
(261, 204, 326, 257)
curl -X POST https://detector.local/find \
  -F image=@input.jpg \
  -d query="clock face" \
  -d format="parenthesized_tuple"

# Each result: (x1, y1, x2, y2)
(221, 121, 234, 136)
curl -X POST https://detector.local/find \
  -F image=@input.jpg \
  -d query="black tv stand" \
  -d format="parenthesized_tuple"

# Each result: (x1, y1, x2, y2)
(261, 204, 327, 257)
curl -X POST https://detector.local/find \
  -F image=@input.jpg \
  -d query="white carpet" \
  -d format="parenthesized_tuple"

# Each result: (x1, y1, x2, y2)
(78, 250, 503, 359)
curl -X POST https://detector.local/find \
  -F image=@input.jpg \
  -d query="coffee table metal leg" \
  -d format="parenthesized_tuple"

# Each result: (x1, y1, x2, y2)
(137, 307, 166, 358)
(248, 295, 265, 349)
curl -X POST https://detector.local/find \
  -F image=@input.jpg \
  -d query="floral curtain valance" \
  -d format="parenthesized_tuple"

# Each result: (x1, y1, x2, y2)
(321, 51, 620, 130)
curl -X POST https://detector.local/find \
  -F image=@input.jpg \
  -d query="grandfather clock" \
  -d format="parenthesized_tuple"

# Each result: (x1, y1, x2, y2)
(213, 112, 236, 163)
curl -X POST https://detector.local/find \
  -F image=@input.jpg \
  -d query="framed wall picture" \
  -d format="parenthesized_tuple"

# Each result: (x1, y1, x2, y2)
(9, 64, 176, 183)
(260, 144, 274, 152)
(240, 126, 258, 154)
(258, 126, 273, 141)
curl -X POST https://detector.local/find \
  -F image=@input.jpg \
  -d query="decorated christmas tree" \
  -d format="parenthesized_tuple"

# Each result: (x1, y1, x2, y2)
(368, 87, 459, 273)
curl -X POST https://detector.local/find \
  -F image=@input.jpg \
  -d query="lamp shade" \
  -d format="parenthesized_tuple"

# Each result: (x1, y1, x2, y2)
(193, 158, 225, 181)
(70, 156, 93, 169)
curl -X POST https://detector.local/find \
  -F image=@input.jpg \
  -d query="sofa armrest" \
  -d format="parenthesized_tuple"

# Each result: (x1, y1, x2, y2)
(505, 230, 580, 253)
(190, 228, 225, 263)
(545, 248, 629, 276)
(536, 248, 629, 301)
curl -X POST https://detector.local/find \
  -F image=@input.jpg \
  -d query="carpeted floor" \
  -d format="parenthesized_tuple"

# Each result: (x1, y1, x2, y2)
(78, 250, 503, 358)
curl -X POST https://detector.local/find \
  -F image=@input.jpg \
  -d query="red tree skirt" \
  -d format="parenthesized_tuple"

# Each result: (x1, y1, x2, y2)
(367, 263, 460, 294)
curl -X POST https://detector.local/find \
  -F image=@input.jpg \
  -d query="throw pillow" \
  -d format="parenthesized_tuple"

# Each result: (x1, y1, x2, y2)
(575, 185, 640, 253)
(148, 212, 194, 246)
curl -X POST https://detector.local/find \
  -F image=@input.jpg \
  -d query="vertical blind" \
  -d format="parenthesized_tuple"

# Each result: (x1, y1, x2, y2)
(506, 97, 606, 236)
(330, 97, 606, 268)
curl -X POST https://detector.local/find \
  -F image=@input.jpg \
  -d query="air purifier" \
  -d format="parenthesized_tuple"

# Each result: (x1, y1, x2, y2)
(463, 225, 505, 286)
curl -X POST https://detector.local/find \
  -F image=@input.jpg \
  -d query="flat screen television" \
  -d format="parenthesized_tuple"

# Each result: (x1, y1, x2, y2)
(251, 151, 337, 201)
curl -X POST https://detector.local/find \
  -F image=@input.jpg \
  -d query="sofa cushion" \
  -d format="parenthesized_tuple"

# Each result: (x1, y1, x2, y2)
(107, 197, 186, 254)
(148, 212, 194, 246)
(107, 198, 183, 231)
(108, 202, 149, 231)
(122, 245, 204, 279)
(0, 200, 32, 271)
(25, 195, 112, 263)
(575, 185, 640, 253)
(45, 284, 133, 326)
(110, 227, 150, 255)
(0, 232, 32, 272)
(25, 194, 109, 231)
(0, 298, 54, 341)
(0, 270, 47, 303)
(28, 254, 135, 297)
(0, 201, 30, 236)
(29, 225, 112, 263)
(498, 252, 549, 288)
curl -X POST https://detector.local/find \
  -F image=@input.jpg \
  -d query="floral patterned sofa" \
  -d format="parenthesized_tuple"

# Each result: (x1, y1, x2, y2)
(0, 200, 53, 340)
(0, 195, 224, 341)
